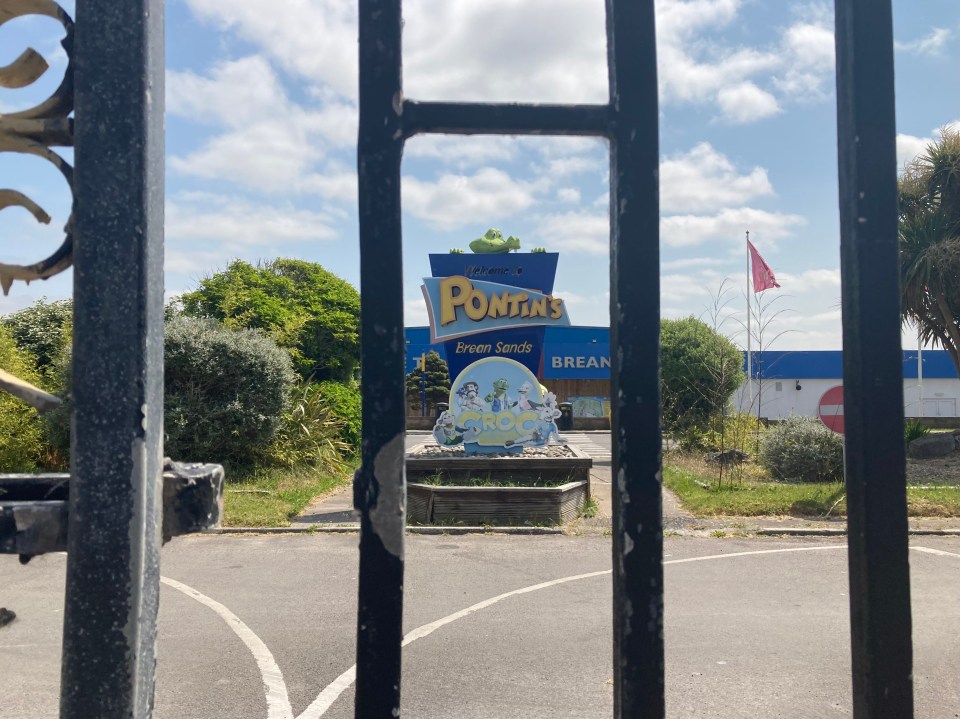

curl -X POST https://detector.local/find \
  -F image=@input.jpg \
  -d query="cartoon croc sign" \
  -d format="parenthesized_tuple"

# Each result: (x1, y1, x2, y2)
(433, 357, 562, 456)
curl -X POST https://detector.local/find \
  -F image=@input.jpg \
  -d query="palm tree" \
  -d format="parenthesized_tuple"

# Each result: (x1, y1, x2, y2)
(899, 128, 960, 376)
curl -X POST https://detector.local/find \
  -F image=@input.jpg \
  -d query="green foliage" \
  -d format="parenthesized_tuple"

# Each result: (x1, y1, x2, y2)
(178, 259, 360, 382)
(660, 316, 745, 434)
(164, 316, 296, 468)
(0, 326, 45, 471)
(904, 419, 931, 445)
(449, 248, 464, 254)
(265, 383, 350, 473)
(759, 416, 844, 483)
(899, 128, 960, 376)
(316, 380, 361, 452)
(686, 411, 764, 453)
(1, 298, 73, 375)
(406, 350, 451, 414)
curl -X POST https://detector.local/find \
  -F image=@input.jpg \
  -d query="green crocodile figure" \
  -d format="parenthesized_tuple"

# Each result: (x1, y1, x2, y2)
(469, 228, 521, 254)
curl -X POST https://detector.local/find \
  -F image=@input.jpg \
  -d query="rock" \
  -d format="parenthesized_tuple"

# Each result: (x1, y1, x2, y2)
(704, 449, 749, 466)
(908, 434, 956, 459)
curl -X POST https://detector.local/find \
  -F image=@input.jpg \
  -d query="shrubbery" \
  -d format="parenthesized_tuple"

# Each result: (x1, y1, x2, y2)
(759, 416, 844, 483)
(164, 316, 296, 468)
(316, 380, 361, 452)
(1, 298, 72, 376)
(265, 382, 350, 472)
(0, 327, 46, 471)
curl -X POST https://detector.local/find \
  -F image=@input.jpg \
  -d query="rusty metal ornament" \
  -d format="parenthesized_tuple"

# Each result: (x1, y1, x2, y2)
(0, 0, 75, 297)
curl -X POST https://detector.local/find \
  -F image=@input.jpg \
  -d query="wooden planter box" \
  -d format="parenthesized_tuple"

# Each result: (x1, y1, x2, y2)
(406, 444, 592, 484)
(407, 480, 588, 526)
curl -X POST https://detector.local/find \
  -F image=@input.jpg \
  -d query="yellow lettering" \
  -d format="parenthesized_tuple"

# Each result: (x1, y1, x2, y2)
(487, 291, 510, 319)
(440, 276, 473, 325)
(464, 289, 488, 320)
(550, 297, 564, 319)
(508, 293, 528, 318)
(482, 413, 498, 431)
(529, 297, 547, 318)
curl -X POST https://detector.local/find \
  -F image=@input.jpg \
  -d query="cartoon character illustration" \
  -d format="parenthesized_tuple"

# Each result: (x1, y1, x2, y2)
(484, 378, 516, 413)
(456, 380, 486, 412)
(514, 382, 541, 412)
(505, 403, 562, 448)
(469, 228, 521, 254)
(432, 410, 480, 446)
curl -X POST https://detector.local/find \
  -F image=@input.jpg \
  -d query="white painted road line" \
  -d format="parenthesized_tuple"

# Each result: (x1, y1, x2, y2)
(161, 577, 294, 719)
(912, 546, 960, 558)
(301, 544, 859, 717)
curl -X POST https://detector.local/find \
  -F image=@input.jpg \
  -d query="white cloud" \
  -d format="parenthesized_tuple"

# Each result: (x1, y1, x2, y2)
(556, 188, 581, 204)
(662, 208, 805, 247)
(405, 136, 517, 168)
(716, 82, 781, 123)
(896, 28, 952, 56)
(776, 268, 841, 290)
(660, 143, 773, 212)
(402, 168, 538, 230)
(405, 297, 429, 326)
(661, 257, 733, 271)
(166, 193, 339, 246)
(535, 211, 609, 254)
(182, 0, 358, 97)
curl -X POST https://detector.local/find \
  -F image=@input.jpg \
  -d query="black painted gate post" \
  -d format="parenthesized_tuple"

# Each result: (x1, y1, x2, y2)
(60, 0, 166, 716)
(834, 1, 914, 717)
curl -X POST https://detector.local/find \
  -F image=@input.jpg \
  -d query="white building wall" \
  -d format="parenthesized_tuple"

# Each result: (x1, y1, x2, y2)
(734, 378, 960, 420)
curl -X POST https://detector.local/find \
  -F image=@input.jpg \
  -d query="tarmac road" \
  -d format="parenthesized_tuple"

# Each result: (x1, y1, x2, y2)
(2, 533, 958, 718)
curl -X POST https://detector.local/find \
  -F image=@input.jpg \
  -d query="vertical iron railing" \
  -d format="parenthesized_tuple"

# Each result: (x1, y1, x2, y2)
(60, 1, 166, 716)
(356, 0, 664, 716)
(834, 1, 914, 717)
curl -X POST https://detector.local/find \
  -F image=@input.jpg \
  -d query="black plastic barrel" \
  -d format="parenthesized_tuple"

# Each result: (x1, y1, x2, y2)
(557, 402, 574, 431)
(435, 402, 449, 420)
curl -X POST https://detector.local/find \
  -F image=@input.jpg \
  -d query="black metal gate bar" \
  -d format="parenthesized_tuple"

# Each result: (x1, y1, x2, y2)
(402, 101, 610, 137)
(356, 0, 407, 715)
(834, 1, 914, 717)
(356, 1, 665, 716)
(60, 0, 166, 716)
(606, 1, 664, 716)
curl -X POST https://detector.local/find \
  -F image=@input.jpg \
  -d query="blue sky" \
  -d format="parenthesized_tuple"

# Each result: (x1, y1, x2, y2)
(2, 0, 958, 351)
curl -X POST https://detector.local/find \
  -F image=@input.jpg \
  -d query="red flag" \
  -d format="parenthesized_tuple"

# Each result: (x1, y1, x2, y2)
(748, 240, 780, 292)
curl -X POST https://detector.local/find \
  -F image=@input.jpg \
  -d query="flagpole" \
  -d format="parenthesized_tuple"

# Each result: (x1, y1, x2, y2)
(917, 325, 924, 418)
(746, 230, 753, 414)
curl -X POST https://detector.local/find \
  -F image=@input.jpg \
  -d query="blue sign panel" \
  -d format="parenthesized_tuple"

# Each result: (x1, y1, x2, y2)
(543, 343, 612, 379)
(427, 253, 562, 379)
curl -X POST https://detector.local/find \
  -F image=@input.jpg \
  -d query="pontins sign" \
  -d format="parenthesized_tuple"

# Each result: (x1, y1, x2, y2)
(421, 274, 570, 343)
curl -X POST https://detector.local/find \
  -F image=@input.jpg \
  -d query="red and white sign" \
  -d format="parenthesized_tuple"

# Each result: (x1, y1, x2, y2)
(818, 385, 844, 434)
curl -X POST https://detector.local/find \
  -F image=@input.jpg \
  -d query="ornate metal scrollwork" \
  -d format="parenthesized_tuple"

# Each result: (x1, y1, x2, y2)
(0, 0, 75, 296)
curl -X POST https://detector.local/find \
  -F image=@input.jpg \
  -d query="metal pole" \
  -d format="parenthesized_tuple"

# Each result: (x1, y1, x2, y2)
(835, 0, 914, 716)
(607, 1, 665, 716)
(356, 0, 406, 715)
(61, 0, 165, 715)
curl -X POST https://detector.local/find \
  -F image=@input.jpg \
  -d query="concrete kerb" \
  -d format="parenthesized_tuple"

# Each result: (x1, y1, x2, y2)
(203, 525, 564, 536)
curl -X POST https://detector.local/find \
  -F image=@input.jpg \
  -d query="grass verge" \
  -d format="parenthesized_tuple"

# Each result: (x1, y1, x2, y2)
(223, 463, 353, 527)
(664, 463, 960, 518)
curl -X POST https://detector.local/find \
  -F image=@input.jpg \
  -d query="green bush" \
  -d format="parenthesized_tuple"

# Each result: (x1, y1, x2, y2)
(759, 416, 844, 483)
(661, 316, 744, 434)
(317, 380, 361, 452)
(265, 383, 350, 472)
(692, 411, 765, 453)
(164, 316, 296, 468)
(0, 326, 46, 471)
(178, 259, 360, 382)
(1, 298, 73, 376)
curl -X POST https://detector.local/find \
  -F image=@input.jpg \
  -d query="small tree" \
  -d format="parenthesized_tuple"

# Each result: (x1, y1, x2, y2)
(661, 316, 744, 439)
(405, 350, 450, 415)
(178, 259, 360, 382)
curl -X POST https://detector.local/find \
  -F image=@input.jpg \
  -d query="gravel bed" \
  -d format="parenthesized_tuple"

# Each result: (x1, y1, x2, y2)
(411, 444, 578, 459)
